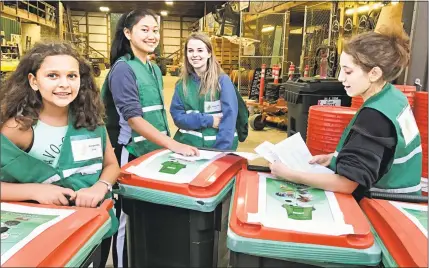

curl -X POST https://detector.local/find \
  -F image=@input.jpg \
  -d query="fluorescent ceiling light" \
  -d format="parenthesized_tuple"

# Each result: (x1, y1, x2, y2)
(345, 3, 385, 16)
(289, 28, 303, 34)
(166, 1, 174, 5)
(357, 5, 370, 13)
(261, 26, 275, 33)
(99, 6, 109, 12)
(160, 10, 168, 16)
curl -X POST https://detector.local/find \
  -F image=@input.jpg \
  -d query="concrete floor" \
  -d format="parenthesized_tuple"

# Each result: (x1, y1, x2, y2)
(96, 71, 287, 267)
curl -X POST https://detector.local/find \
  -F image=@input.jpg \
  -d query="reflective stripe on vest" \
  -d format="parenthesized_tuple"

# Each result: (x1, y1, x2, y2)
(179, 129, 238, 141)
(42, 174, 61, 184)
(392, 145, 422, 164)
(133, 130, 168, 143)
(186, 110, 200, 114)
(333, 145, 422, 165)
(179, 129, 203, 137)
(203, 132, 238, 141)
(63, 163, 103, 178)
(142, 105, 164, 113)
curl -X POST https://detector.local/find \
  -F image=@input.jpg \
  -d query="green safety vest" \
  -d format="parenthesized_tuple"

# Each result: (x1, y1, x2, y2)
(0, 116, 119, 237)
(101, 54, 170, 157)
(329, 83, 422, 194)
(173, 77, 238, 150)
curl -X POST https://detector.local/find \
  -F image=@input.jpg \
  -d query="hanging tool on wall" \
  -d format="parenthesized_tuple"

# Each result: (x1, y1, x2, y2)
(344, 17, 353, 33)
(313, 45, 337, 78)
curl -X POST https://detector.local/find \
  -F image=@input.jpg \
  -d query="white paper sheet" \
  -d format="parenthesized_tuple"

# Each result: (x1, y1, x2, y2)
(255, 133, 334, 174)
(1, 203, 75, 265)
(254, 141, 281, 164)
(232, 152, 261, 161)
(170, 150, 224, 162)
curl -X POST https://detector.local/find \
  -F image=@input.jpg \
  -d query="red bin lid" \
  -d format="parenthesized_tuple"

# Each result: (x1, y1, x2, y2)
(359, 199, 427, 268)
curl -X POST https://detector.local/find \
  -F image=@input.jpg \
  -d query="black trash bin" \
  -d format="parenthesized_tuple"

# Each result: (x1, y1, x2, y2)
(118, 149, 245, 268)
(283, 77, 351, 141)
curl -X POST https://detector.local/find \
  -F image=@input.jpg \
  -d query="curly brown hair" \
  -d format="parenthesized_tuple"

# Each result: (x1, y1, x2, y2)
(343, 26, 410, 82)
(0, 41, 105, 131)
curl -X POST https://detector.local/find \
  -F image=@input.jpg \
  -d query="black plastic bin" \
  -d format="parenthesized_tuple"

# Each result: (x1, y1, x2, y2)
(122, 195, 231, 268)
(230, 251, 320, 268)
(80, 243, 102, 268)
(283, 77, 351, 141)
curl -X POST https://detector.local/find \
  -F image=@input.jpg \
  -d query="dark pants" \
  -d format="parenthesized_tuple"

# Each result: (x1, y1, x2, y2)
(110, 143, 136, 268)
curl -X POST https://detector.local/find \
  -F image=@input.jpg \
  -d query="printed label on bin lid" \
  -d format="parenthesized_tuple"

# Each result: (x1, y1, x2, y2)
(317, 99, 341, 106)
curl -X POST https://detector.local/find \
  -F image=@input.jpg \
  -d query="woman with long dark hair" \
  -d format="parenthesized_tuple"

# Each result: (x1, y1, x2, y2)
(101, 9, 199, 268)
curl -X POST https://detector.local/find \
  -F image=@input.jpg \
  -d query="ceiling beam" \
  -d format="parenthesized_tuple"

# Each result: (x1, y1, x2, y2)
(244, 1, 307, 23)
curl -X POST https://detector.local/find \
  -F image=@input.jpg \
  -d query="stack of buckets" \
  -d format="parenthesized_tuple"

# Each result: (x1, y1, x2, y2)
(306, 106, 357, 155)
(351, 85, 416, 109)
(414, 91, 428, 195)
(351, 96, 364, 109)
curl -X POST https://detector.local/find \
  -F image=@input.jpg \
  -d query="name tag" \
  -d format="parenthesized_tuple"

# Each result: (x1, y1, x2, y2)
(71, 137, 103, 162)
(204, 100, 222, 113)
(397, 105, 419, 146)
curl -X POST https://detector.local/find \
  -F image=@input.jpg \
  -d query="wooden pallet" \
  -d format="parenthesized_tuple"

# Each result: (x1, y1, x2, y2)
(211, 36, 239, 74)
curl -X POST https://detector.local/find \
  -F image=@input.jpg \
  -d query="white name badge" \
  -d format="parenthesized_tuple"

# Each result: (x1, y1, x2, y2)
(204, 100, 222, 113)
(71, 137, 103, 162)
(397, 105, 419, 146)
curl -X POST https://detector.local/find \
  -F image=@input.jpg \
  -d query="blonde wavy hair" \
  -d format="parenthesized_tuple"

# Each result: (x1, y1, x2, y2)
(179, 32, 224, 100)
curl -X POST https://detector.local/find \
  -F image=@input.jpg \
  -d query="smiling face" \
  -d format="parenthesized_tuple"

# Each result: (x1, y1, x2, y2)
(28, 54, 80, 108)
(186, 39, 211, 72)
(124, 15, 160, 54)
(337, 52, 372, 97)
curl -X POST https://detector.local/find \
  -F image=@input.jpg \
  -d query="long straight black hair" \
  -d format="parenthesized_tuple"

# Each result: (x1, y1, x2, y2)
(110, 9, 158, 65)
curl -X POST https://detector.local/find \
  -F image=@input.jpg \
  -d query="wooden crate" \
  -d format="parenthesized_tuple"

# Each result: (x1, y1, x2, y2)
(211, 36, 239, 74)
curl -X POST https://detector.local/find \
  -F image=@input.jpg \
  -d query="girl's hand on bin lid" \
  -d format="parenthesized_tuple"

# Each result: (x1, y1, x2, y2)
(31, 184, 77, 206)
(170, 142, 200, 157)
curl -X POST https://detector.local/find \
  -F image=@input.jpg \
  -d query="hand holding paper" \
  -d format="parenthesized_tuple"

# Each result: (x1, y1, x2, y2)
(254, 133, 334, 174)
(254, 141, 281, 164)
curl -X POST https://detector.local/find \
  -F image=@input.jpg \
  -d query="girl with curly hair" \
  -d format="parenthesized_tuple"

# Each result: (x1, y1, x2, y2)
(0, 41, 120, 267)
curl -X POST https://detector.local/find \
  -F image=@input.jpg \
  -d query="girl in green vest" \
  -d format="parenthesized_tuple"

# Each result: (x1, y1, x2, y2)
(102, 9, 198, 268)
(0, 42, 120, 267)
(270, 27, 422, 201)
(170, 32, 239, 150)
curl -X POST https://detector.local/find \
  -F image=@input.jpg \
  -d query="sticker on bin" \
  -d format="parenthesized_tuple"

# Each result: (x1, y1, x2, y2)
(249, 173, 354, 236)
(1, 201, 112, 268)
(1, 203, 75, 265)
(318, 98, 341, 106)
(125, 150, 225, 184)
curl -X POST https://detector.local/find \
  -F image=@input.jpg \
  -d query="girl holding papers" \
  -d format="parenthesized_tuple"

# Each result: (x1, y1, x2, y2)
(270, 26, 422, 201)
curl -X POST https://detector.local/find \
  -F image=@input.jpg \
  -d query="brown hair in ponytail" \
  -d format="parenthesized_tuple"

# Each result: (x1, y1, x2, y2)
(343, 26, 410, 82)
